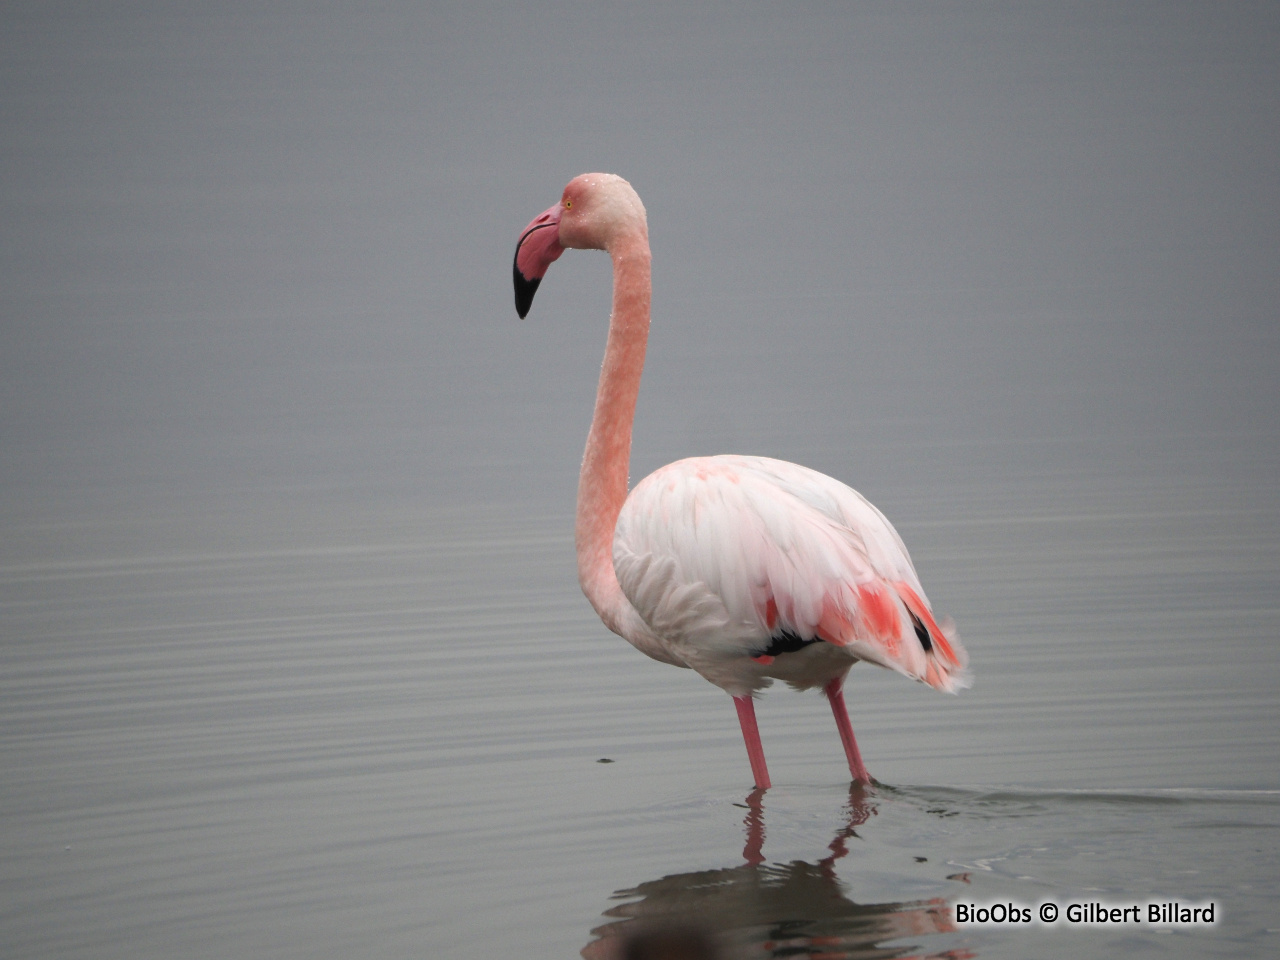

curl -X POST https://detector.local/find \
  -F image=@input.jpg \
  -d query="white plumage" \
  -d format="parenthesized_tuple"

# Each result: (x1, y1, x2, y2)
(614, 456, 969, 697)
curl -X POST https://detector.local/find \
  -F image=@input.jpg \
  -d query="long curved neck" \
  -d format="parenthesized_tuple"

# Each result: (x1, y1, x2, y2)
(576, 233, 651, 632)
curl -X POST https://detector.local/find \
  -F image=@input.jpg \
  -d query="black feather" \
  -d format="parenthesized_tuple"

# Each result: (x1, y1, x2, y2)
(756, 629, 823, 658)
(908, 610, 933, 652)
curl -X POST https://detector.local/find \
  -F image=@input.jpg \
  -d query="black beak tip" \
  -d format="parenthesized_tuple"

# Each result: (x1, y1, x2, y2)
(513, 258, 540, 319)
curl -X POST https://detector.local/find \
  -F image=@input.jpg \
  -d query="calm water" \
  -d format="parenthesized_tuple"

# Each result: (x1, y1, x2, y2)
(3, 2, 1278, 958)
(3, 465, 1277, 958)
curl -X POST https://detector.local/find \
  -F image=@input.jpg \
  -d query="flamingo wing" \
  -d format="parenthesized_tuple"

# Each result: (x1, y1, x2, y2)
(613, 456, 969, 692)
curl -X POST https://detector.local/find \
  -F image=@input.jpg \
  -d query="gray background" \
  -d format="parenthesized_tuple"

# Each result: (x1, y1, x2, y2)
(4, 0, 1276, 508)
(3, 3, 1278, 958)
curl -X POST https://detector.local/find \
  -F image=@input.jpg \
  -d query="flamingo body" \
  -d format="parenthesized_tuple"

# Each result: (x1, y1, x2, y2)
(614, 455, 966, 697)
(513, 173, 969, 789)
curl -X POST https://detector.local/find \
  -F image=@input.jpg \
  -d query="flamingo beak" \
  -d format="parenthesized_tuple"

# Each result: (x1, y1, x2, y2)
(513, 203, 565, 318)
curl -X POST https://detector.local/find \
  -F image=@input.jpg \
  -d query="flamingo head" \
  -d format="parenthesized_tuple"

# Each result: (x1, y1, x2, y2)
(513, 173, 647, 318)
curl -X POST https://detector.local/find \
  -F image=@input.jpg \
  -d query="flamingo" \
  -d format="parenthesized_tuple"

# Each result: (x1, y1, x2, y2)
(513, 174, 969, 789)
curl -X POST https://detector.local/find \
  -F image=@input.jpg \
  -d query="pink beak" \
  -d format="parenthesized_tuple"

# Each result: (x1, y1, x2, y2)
(513, 203, 565, 318)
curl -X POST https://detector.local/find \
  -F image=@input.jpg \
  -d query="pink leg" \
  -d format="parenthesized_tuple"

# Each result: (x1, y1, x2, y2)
(732, 695, 772, 790)
(824, 678, 872, 784)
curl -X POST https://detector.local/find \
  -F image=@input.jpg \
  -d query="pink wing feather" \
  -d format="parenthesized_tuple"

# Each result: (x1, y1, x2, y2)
(613, 456, 969, 692)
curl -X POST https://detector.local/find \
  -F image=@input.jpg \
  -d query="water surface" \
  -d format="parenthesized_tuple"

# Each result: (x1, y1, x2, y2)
(3, 475, 1276, 957)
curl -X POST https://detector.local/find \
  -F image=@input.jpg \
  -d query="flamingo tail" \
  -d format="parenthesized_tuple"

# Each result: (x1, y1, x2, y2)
(891, 581, 971, 693)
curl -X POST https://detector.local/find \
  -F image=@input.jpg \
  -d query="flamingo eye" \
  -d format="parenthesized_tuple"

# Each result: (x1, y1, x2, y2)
(564, 198, 573, 209)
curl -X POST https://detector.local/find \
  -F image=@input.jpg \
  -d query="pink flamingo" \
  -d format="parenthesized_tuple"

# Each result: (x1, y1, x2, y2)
(513, 174, 969, 789)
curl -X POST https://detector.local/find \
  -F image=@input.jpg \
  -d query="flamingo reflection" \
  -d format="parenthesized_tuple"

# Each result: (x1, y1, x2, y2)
(583, 785, 968, 960)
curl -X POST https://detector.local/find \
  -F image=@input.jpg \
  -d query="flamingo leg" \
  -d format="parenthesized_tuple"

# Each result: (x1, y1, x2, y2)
(824, 678, 872, 784)
(732, 695, 772, 790)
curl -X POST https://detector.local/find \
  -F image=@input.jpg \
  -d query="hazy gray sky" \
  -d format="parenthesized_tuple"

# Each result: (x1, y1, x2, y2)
(2, 0, 1277, 509)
